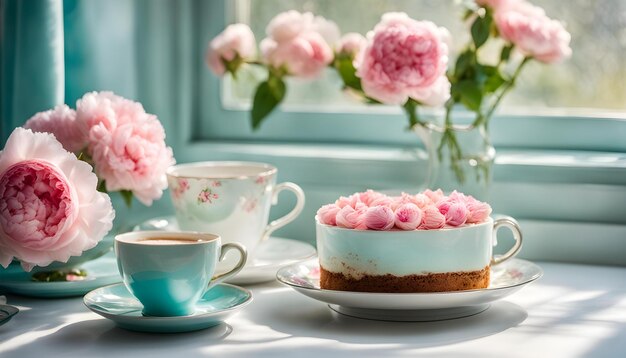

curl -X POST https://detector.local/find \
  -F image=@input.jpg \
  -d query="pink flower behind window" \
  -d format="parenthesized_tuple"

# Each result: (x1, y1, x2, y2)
(260, 10, 337, 78)
(355, 12, 450, 105)
(206, 23, 257, 76)
(337, 32, 367, 58)
(0, 128, 114, 271)
(495, 2, 572, 63)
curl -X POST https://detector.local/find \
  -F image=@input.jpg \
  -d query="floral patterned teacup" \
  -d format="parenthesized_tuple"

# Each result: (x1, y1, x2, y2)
(166, 162, 305, 263)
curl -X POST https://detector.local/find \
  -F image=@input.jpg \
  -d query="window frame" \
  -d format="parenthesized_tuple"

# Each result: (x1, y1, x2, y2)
(189, 0, 626, 151)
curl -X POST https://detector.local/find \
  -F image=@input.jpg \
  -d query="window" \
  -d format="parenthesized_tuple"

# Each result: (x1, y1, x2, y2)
(196, 0, 626, 149)
(226, 0, 626, 111)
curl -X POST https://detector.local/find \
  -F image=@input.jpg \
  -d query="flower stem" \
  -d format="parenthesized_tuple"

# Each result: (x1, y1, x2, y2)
(402, 99, 423, 128)
(484, 56, 530, 125)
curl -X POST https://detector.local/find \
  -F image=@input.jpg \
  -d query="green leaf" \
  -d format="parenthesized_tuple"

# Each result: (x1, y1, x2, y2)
(251, 76, 286, 130)
(223, 55, 244, 79)
(453, 50, 474, 80)
(335, 56, 362, 91)
(97, 180, 107, 193)
(484, 71, 506, 93)
(462, 9, 475, 20)
(471, 14, 492, 49)
(452, 80, 483, 111)
(500, 44, 513, 62)
(120, 190, 133, 208)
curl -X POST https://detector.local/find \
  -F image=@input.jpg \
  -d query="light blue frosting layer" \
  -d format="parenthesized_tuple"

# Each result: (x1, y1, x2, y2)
(316, 218, 493, 278)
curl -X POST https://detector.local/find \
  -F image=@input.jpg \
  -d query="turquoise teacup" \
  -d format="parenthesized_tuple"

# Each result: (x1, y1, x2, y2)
(115, 231, 247, 317)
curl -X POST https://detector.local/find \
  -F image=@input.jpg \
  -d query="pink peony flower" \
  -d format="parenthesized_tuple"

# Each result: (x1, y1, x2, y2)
(337, 32, 367, 58)
(312, 15, 341, 47)
(0, 128, 114, 270)
(266, 10, 315, 43)
(420, 205, 446, 230)
(76, 91, 175, 206)
(394, 203, 423, 230)
(24, 104, 87, 153)
(363, 205, 395, 230)
(317, 204, 341, 226)
(440, 201, 469, 226)
(336, 205, 367, 230)
(476, 0, 514, 10)
(495, 3, 572, 63)
(206, 23, 257, 76)
(466, 197, 493, 223)
(355, 12, 449, 105)
(409, 75, 452, 107)
(261, 11, 336, 78)
(261, 32, 334, 78)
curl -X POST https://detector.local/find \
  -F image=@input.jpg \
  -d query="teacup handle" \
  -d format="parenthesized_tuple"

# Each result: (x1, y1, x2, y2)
(210, 243, 248, 288)
(261, 182, 305, 241)
(491, 216, 523, 265)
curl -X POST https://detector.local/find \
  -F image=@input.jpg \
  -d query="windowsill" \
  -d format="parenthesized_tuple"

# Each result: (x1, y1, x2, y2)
(173, 140, 626, 266)
(177, 140, 626, 185)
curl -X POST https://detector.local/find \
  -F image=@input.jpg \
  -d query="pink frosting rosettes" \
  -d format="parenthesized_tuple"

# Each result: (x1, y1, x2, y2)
(394, 203, 422, 230)
(364, 206, 395, 231)
(317, 189, 492, 231)
(335, 205, 367, 230)
(316, 204, 341, 226)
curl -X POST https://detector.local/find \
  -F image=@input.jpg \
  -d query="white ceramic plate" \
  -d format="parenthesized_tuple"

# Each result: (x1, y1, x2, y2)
(276, 258, 542, 321)
(135, 216, 317, 284)
(0, 252, 121, 298)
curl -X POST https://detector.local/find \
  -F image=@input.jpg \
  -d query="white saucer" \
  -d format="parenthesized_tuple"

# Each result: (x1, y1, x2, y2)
(276, 258, 542, 321)
(84, 283, 252, 333)
(135, 216, 317, 284)
(0, 252, 121, 298)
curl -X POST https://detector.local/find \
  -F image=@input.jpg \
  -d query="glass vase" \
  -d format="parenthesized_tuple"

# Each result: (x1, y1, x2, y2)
(414, 119, 495, 201)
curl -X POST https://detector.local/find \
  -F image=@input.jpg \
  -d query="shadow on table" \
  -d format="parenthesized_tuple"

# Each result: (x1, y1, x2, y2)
(1, 318, 232, 357)
(252, 300, 527, 349)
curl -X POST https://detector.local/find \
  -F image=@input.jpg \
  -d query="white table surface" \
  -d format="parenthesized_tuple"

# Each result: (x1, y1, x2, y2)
(1, 261, 625, 358)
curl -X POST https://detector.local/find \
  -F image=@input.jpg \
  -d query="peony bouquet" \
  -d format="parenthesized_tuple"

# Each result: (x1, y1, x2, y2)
(24, 91, 175, 206)
(0, 91, 174, 270)
(205, 0, 571, 183)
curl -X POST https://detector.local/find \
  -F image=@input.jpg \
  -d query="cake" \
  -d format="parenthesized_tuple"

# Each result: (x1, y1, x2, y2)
(315, 189, 500, 293)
